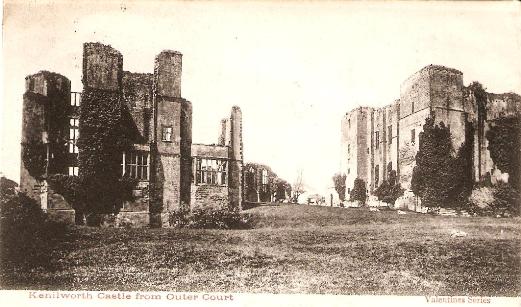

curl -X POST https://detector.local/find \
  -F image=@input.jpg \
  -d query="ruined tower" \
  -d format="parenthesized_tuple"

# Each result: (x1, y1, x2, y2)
(20, 71, 73, 221)
(151, 50, 193, 225)
(21, 42, 243, 227)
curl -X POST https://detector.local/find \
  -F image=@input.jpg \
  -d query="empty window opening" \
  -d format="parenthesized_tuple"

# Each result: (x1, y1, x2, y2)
(195, 158, 228, 186)
(162, 126, 173, 142)
(69, 118, 79, 153)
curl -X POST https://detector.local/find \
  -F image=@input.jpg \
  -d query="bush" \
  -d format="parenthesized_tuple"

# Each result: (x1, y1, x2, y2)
(469, 186, 495, 210)
(168, 207, 253, 229)
(491, 182, 520, 217)
(411, 116, 474, 208)
(468, 184, 520, 217)
(0, 193, 71, 281)
(168, 209, 190, 228)
(350, 178, 367, 204)
(374, 170, 404, 205)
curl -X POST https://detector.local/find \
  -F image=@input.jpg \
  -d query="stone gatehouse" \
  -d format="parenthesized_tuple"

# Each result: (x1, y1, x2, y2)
(341, 65, 521, 199)
(20, 42, 243, 227)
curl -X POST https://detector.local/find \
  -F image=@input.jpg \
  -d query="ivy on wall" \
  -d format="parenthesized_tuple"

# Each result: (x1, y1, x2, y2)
(21, 139, 46, 179)
(75, 88, 136, 216)
(486, 115, 520, 190)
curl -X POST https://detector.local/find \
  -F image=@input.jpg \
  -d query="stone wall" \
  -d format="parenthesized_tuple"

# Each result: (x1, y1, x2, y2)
(399, 67, 431, 118)
(82, 43, 122, 91)
(342, 64, 521, 197)
(21, 42, 244, 227)
(229, 106, 243, 210)
(191, 144, 230, 208)
(21, 71, 71, 210)
(397, 108, 430, 189)
(429, 66, 466, 149)
(122, 72, 154, 143)
(356, 108, 370, 190)
(191, 185, 229, 209)
(154, 50, 182, 98)
(341, 110, 357, 193)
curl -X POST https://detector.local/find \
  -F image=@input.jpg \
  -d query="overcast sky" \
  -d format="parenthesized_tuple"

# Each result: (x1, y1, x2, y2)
(1, 1, 520, 194)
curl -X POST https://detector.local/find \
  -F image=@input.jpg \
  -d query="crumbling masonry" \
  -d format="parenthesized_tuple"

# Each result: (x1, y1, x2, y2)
(20, 42, 243, 226)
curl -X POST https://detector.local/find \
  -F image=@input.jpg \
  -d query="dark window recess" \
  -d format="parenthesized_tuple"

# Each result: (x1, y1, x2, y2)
(162, 126, 173, 142)
(411, 129, 416, 144)
(375, 165, 380, 187)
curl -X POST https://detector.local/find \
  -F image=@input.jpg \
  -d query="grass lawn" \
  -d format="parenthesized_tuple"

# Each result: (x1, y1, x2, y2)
(3, 204, 520, 295)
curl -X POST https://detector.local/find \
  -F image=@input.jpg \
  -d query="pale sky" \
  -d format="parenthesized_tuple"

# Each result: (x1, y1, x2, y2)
(1, 1, 521, 195)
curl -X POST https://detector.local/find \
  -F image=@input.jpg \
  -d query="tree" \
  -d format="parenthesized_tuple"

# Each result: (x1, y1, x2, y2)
(275, 179, 291, 201)
(374, 169, 404, 205)
(411, 116, 473, 208)
(332, 173, 347, 201)
(350, 178, 367, 204)
(0, 176, 18, 203)
(292, 169, 305, 203)
(486, 115, 520, 190)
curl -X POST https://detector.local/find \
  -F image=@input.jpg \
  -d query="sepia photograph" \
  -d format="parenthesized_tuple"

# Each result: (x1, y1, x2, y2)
(1, 1, 520, 306)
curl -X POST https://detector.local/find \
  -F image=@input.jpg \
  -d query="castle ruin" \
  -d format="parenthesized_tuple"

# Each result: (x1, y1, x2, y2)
(341, 65, 521, 202)
(20, 42, 243, 226)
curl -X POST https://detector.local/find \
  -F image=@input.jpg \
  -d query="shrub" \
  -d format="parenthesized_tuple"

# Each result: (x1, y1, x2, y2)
(0, 193, 70, 281)
(168, 207, 253, 229)
(486, 116, 520, 190)
(411, 116, 474, 208)
(374, 170, 404, 205)
(468, 184, 520, 217)
(168, 209, 190, 228)
(332, 173, 347, 201)
(491, 182, 520, 217)
(350, 178, 367, 204)
(469, 186, 495, 210)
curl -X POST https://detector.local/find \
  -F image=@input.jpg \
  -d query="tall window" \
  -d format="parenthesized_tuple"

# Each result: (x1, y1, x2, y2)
(69, 118, 79, 153)
(261, 169, 269, 191)
(68, 166, 79, 176)
(162, 126, 173, 142)
(388, 125, 392, 144)
(122, 151, 149, 180)
(348, 119, 351, 129)
(375, 165, 380, 187)
(261, 169, 268, 185)
(195, 158, 228, 186)
(347, 144, 350, 155)
(411, 129, 416, 144)
(375, 131, 380, 149)
(71, 92, 81, 106)
(412, 100, 415, 113)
